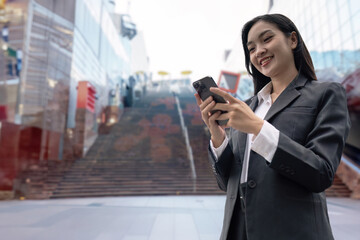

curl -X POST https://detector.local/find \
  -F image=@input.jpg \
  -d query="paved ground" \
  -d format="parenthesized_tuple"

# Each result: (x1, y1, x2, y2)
(0, 196, 359, 240)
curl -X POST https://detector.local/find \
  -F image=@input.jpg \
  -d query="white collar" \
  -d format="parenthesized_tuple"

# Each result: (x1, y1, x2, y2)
(257, 82, 273, 105)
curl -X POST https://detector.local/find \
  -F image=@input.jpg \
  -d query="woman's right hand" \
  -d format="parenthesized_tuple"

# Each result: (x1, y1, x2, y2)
(195, 93, 226, 148)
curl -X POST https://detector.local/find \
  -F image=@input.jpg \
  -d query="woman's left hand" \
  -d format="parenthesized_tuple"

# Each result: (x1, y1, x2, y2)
(210, 87, 264, 135)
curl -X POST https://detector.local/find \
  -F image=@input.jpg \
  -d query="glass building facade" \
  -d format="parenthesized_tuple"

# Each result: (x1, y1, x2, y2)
(269, 0, 359, 75)
(268, 0, 360, 163)
(0, 0, 147, 195)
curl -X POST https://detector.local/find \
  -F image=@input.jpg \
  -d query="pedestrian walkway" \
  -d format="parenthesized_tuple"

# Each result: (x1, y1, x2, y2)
(1, 196, 359, 240)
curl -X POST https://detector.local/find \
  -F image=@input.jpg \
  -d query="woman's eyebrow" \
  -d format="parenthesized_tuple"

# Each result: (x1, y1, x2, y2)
(247, 29, 273, 46)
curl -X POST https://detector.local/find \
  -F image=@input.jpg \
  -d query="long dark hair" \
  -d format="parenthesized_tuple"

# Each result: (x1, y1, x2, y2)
(241, 14, 316, 94)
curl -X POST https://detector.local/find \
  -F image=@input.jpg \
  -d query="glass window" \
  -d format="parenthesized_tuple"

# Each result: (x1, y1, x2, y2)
(288, 3, 297, 19)
(322, 36, 333, 52)
(314, 34, 321, 51)
(310, 0, 317, 16)
(320, 21, 331, 40)
(319, 54, 326, 69)
(304, 0, 312, 8)
(331, 31, 342, 49)
(298, 16, 306, 35)
(326, 52, 335, 68)
(88, 0, 102, 18)
(343, 49, 357, 73)
(319, 5, 328, 25)
(328, 51, 339, 71)
(75, 0, 84, 29)
(321, 52, 328, 69)
(307, 37, 316, 51)
(352, 12, 360, 35)
(318, 0, 327, 9)
(305, 8, 312, 28)
(349, 0, 360, 15)
(328, 10, 340, 34)
(355, 32, 360, 49)
(312, 15, 321, 33)
(327, 0, 338, 16)
(339, 4, 350, 25)
(306, 19, 314, 43)
(338, 0, 348, 8)
(343, 25, 354, 49)
(311, 51, 319, 69)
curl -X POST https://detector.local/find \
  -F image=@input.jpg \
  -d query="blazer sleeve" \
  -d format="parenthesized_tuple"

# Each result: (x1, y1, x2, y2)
(208, 130, 235, 192)
(269, 82, 351, 193)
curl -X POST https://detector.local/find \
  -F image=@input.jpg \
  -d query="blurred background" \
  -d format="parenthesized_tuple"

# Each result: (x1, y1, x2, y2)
(0, 0, 359, 201)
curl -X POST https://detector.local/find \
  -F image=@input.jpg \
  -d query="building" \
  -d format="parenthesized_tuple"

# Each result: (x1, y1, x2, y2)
(0, 0, 148, 198)
(268, 0, 360, 197)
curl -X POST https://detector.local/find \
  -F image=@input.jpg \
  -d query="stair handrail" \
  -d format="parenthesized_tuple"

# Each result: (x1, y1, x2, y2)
(175, 95, 197, 183)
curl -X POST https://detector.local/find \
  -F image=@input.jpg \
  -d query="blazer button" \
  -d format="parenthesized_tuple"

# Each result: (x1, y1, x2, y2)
(248, 180, 257, 189)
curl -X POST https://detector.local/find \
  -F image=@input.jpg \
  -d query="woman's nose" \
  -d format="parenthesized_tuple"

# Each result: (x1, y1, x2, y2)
(256, 47, 266, 57)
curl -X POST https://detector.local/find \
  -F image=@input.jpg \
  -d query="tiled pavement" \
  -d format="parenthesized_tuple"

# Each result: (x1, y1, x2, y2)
(0, 196, 359, 240)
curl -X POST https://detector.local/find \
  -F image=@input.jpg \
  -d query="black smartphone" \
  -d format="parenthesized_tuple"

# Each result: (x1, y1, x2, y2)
(193, 76, 228, 125)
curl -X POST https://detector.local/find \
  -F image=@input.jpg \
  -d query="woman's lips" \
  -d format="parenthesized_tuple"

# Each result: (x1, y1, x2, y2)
(260, 56, 273, 66)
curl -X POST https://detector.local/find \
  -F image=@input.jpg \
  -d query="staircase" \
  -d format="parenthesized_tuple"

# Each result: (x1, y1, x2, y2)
(14, 159, 74, 199)
(19, 85, 352, 199)
(325, 175, 352, 197)
(49, 90, 223, 198)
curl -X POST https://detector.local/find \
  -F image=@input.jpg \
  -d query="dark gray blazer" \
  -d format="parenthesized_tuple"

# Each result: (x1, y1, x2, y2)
(209, 74, 351, 240)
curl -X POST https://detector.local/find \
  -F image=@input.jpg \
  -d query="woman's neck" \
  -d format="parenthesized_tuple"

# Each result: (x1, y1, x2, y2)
(270, 67, 299, 95)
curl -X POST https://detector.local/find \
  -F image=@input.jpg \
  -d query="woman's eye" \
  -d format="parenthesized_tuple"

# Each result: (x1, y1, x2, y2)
(248, 47, 255, 53)
(264, 36, 273, 42)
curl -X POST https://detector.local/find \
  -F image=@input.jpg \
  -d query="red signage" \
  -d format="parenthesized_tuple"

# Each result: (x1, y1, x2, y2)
(217, 71, 241, 94)
(76, 81, 96, 112)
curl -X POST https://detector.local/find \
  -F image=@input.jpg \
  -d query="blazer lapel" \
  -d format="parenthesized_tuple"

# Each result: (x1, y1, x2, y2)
(264, 74, 308, 121)
(249, 95, 259, 111)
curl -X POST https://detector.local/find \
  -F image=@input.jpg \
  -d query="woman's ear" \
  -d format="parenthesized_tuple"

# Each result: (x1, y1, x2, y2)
(289, 31, 298, 49)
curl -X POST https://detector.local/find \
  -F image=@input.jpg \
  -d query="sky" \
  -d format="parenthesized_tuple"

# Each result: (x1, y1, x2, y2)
(116, 0, 268, 81)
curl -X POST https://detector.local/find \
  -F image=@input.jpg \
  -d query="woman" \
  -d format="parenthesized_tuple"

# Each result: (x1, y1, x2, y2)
(195, 14, 350, 240)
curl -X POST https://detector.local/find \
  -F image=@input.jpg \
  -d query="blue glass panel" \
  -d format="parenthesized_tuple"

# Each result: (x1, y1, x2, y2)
(355, 32, 360, 49)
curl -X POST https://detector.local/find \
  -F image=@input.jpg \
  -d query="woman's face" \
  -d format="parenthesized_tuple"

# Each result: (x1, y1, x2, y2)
(247, 21, 298, 79)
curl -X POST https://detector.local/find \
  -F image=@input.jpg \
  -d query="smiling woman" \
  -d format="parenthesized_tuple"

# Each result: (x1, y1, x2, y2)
(246, 21, 299, 101)
(195, 13, 351, 240)
(242, 14, 317, 95)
